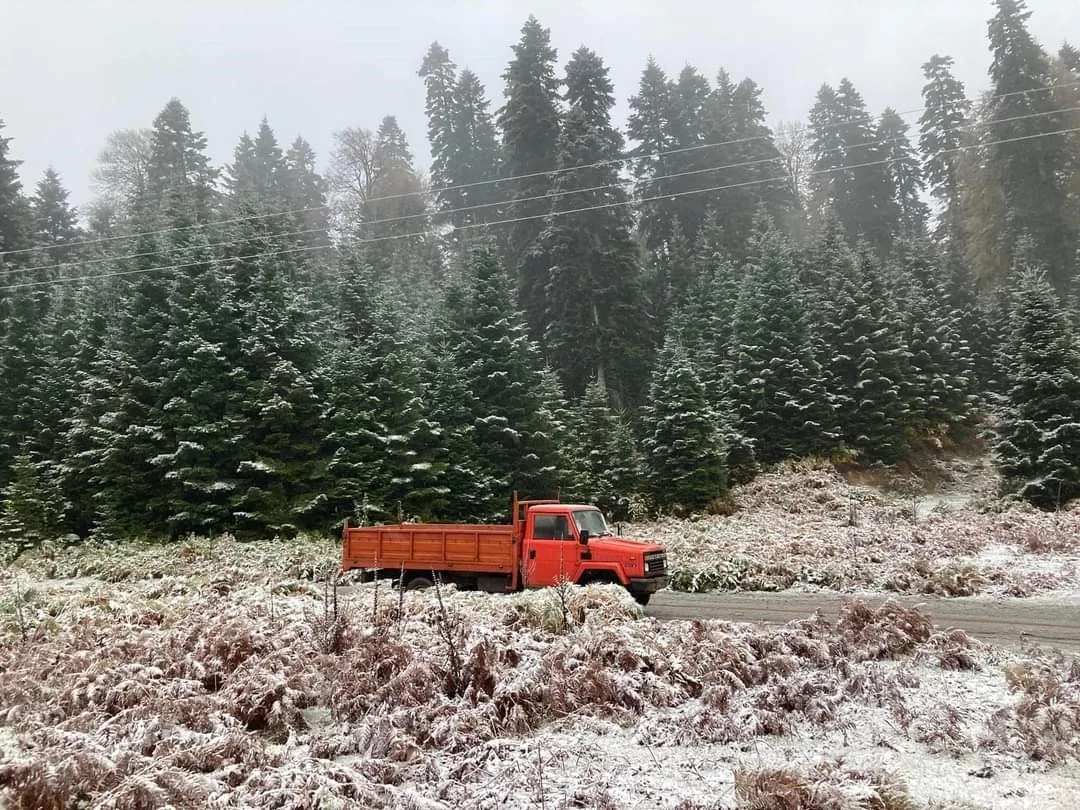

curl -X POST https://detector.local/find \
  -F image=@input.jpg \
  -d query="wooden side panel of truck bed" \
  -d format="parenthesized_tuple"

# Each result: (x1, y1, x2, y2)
(342, 524, 517, 573)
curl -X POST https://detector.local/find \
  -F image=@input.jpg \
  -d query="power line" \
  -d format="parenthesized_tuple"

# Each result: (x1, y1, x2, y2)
(3, 76, 1078, 261)
(5, 123, 1079, 293)
(7, 101, 1079, 280)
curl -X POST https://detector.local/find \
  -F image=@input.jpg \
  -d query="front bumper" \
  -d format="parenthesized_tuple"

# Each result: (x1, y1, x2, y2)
(627, 575, 670, 595)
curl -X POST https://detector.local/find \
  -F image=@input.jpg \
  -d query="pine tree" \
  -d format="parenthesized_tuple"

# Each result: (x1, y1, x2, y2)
(641, 335, 727, 513)
(994, 267, 1080, 507)
(985, 0, 1074, 292)
(727, 220, 836, 463)
(537, 46, 654, 405)
(918, 55, 972, 245)
(497, 16, 561, 333)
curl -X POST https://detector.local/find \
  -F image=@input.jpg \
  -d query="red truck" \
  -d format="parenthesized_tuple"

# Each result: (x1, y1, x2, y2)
(340, 494, 669, 605)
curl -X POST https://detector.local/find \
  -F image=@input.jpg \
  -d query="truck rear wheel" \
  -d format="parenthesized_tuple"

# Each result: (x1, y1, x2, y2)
(404, 575, 433, 591)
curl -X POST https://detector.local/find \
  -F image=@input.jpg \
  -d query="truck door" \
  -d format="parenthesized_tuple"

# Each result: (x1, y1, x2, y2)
(523, 512, 581, 586)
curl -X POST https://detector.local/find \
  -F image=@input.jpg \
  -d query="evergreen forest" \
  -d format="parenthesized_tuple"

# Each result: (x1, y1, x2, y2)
(2, 0, 1080, 548)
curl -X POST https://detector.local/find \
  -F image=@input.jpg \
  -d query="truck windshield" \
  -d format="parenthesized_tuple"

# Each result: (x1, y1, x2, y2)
(571, 509, 611, 537)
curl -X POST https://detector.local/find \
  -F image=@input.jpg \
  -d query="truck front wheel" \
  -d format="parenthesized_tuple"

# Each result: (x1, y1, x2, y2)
(631, 591, 652, 607)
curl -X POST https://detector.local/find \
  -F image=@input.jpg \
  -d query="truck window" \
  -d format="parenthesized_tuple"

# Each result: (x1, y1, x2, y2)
(571, 509, 610, 537)
(533, 514, 572, 540)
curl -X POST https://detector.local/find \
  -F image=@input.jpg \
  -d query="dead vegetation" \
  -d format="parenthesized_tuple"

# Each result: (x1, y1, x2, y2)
(637, 458, 1080, 598)
(1, 531, 1077, 808)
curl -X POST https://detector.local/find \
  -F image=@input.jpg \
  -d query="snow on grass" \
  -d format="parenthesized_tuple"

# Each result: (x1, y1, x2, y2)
(1, 549, 1079, 809)
(630, 457, 1080, 599)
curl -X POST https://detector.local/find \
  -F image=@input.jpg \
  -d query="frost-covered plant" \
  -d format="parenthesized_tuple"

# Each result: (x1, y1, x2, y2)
(983, 657, 1080, 763)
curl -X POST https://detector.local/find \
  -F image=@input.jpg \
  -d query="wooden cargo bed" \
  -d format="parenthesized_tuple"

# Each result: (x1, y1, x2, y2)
(342, 523, 517, 574)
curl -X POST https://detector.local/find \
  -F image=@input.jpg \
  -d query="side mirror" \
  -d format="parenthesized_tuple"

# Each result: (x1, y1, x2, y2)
(579, 529, 590, 546)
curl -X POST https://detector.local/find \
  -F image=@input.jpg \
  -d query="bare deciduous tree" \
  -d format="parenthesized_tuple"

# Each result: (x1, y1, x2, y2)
(90, 129, 153, 225)
(775, 120, 811, 212)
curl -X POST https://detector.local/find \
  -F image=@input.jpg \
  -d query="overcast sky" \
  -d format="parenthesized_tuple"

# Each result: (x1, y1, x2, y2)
(2, 0, 1075, 210)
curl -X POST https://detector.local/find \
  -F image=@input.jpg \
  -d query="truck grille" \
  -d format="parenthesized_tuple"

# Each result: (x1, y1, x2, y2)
(644, 551, 667, 576)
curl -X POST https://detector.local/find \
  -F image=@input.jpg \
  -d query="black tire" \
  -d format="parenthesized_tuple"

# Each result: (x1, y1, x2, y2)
(404, 575, 434, 591)
(631, 591, 652, 607)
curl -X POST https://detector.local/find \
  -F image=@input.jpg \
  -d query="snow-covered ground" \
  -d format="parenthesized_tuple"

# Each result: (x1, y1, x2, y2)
(631, 456, 1080, 601)
(2, 459, 1078, 808)
(1, 560, 1078, 809)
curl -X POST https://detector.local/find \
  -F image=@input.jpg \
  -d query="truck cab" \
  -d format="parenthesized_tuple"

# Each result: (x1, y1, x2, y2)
(517, 500, 669, 605)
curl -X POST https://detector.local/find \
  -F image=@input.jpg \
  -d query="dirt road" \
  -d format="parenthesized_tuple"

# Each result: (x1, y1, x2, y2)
(646, 591, 1080, 652)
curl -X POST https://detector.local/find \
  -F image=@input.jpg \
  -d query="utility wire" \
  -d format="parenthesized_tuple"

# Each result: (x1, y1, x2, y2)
(7, 101, 1079, 280)
(5, 123, 1079, 293)
(2, 76, 1078, 260)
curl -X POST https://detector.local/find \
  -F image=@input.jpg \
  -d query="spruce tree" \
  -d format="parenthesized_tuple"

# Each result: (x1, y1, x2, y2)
(361, 115, 428, 276)
(627, 57, 676, 253)
(574, 380, 644, 520)
(890, 240, 978, 434)
(282, 136, 330, 249)
(642, 335, 728, 513)
(0, 448, 64, 552)
(701, 78, 796, 258)
(918, 55, 972, 245)
(877, 108, 929, 238)
(994, 267, 1080, 507)
(441, 244, 564, 516)
(811, 232, 912, 462)
(985, 0, 1074, 292)
(448, 69, 503, 230)
(144, 98, 217, 225)
(30, 168, 82, 260)
(156, 237, 242, 537)
(0, 117, 31, 258)
(808, 80, 896, 255)
(93, 236, 175, 537)
(58, 282, 119, 538)
(419, 42, 459, 218)
(537, 46, 654, 405)
(225, 219, 327, 538)
(497, 16, 561, 334)
(322, 254, 443, 525)
(727, 220, 836, 463)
